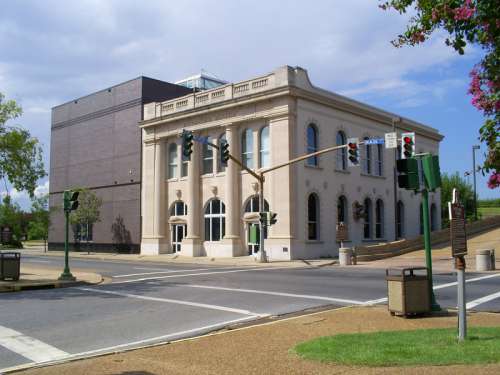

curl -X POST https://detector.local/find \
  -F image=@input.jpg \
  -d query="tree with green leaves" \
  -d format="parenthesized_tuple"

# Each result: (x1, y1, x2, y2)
(380, 0, 499, 189)
(69, 188, 102, 253)
(27, 194, 51, 251)
(440, 172, 476, 225)
(0, 195, 24, 247)
(0, 93, 46, 196)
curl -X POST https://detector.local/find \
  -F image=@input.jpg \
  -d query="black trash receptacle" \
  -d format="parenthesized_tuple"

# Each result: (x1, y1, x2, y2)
(0, 252, 21, 281)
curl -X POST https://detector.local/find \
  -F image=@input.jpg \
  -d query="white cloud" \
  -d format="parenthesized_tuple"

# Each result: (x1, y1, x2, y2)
(34, 180, 49, 197)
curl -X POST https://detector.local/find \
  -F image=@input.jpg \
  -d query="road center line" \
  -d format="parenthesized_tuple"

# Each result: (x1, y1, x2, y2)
(182, 284, 365, 305)
(113, 267, 225, 278)
(111, 266, 287, 284)
(0, 325, 69, 363)
(466, 291, 500, 309)
(77, 287, 267, 317)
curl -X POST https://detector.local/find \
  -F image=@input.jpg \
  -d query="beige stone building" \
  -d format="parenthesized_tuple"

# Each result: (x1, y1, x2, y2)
(139, 66, 443, 260)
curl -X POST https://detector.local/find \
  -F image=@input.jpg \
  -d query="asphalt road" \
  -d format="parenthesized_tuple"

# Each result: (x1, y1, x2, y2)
(1, 255, 499, 371)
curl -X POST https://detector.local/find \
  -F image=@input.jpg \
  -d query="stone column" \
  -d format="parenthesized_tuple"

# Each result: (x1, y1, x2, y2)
(182, 140, 203, 256)
(141, 139, 167, 254)
(221, 125, 244, 256)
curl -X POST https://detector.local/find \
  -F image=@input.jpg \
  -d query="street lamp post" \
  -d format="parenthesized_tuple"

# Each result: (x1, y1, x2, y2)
(472, 145, 480, 221)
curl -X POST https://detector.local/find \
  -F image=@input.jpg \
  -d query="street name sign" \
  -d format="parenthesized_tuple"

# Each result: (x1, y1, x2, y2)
(385, 132, 397, 149)
(364, 138, 384, 145)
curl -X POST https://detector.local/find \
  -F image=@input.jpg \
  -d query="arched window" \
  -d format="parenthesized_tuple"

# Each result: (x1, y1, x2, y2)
(167, 143, 178, 179)
(204, 199, 225, 241)
(307, 193, 319, 240)
(241, 129, 253, 168)
(430, 203, 437, 231)
(244, 196, 270, 213)
(396, 201, 404, 238)
(170, 201, 187, 216)
(363, 137, 372, 174)
(202, 136, 213, 174)
(217, 133, 226, 173)
(376, 144, 383, 176)
(375, 199, 384, 239)
(307, 124, 318, 166)
(363, 198, 372, 239)
(336, 131, 347, 170)
(259, 126, 270, 168)
(337, 195, 347, 224)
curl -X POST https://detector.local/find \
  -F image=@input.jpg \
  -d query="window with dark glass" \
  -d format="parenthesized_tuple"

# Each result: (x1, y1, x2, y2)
(170, 201, 187, 216)
(396, 201, 404, 238)
(376, 144, 383, 176)
(363, 137, 371, 174)
(204, 199, 225, 241)
(202, 137, 213, 174)
(337, 195, 347, 224)
(308, 193, 319, 240)
(259, 126, 270, 168)
(336, 131, 347, 170)
(307, 124, 318, 166)
(375, 199, 384, 239)
(363, 198, 372, 239)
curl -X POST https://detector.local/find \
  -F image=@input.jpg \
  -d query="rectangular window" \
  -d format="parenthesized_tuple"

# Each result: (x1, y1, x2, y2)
(181, 153, 188, 177)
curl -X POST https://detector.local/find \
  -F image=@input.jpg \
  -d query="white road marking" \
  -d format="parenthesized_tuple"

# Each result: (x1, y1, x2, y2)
(113, 267, 222, 278)
(0, 325, 68, 363)
(183, 284, 366, 305)
(433, 272, 500, 290)
(23, 259, 52, 264)
(133, 267, 175, 271)
(467, 291, 500, 309)
(111, 266, 287, 284)
(363, 273, 500, 305)
(77, 287, 268, 317)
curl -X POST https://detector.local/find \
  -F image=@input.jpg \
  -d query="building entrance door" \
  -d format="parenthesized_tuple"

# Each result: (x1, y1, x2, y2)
(171, 224, 186, 253)
(247, 223, 260, 255)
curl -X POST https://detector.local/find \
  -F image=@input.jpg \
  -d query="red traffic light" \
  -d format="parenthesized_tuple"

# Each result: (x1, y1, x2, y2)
(348, 142, 357, 149)
(403, 136, 413, 144)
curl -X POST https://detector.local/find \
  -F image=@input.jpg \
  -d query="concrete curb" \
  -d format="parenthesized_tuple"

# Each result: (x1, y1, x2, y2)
(0, 275, 105, 293)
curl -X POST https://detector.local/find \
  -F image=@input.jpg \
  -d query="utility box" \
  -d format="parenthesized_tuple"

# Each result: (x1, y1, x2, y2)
(0, 252, 21, 281)
(386, 267, 430, 316)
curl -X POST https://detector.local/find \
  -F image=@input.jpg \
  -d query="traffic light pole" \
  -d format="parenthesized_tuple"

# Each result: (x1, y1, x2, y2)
(421, 188, 440, 311)
(258, 175, 266, 263)
(59, 209, 75, 281)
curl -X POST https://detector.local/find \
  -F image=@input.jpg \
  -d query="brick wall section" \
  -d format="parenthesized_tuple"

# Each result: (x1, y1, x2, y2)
(355, 215, 500, 261)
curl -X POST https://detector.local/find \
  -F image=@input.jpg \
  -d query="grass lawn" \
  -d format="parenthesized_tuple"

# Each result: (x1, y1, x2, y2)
(293, 327, 500, 367)
(478, 207, 500, 218)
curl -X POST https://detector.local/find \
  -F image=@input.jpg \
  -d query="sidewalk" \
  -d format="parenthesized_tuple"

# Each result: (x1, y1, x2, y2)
(12, 305, 500, 375)
(0, 265, 104, 292)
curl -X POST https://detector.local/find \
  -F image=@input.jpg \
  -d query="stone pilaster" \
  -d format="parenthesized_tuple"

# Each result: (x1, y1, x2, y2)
(182, 140, 203, 256)
(221, 125, 244, 256)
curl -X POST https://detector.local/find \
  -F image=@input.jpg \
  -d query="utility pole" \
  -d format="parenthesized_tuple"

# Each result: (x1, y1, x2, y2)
(472, 145, 480, 221)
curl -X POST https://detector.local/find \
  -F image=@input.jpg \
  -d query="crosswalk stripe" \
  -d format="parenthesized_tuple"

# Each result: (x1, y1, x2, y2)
(0, 325, 68, 363)
(467, 291, 500, 309)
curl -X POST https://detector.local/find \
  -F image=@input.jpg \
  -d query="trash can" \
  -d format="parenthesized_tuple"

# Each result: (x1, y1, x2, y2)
(339, 247, 352, 266)
(0, 252, 21, 281)
(476, 249, 493, 271)
(386, 267, 430, 316)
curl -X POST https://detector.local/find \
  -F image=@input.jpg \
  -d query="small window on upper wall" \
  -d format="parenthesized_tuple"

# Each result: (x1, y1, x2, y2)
(168, 143, 178, 179)
(241, 129, 253, 169)
(336, 131, 347, 170)
(307, 124, 318, 166)
(202, 137, 213, 174)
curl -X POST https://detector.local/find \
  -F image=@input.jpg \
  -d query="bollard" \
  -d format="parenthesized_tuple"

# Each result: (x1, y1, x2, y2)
(476, 249, 492, 271)
(339, 247, 352, 266)
(491, 249, 496, 271)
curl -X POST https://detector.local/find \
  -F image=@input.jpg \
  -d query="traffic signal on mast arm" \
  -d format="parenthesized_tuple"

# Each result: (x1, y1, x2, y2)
(347, 137, 360, 167)
(401, 132, 415, 159)
(63, 190, 79, 212)
(181, 130, 194, 160)
(220, 139, 230, 166)
(396, 158, 420, 190)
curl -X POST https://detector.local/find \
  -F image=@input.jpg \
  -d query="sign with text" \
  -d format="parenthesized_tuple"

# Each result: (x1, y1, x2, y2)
(449, 202, 467, 257)
(385, 132, 397, 149)
(364, 138, 384, 145)
(336, 222, 348, 242)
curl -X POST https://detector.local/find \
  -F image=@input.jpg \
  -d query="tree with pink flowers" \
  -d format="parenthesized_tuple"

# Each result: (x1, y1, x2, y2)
(380, 0, 499, 189)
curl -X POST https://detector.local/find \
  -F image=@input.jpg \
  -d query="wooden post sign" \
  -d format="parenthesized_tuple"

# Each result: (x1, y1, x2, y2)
(336, 222, 348, 243)
(449, 189, 468, 257)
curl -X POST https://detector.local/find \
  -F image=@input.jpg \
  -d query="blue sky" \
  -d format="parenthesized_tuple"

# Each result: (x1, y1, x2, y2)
(0, 0, 497, 209)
